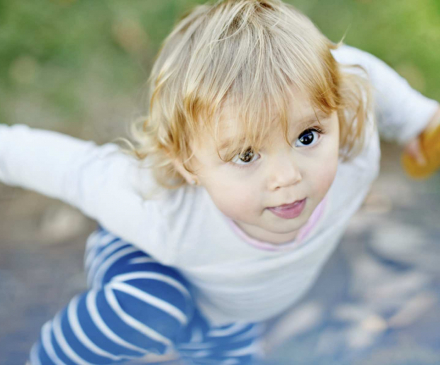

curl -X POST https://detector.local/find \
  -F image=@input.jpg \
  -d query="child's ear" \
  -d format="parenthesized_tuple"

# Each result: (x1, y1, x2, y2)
(172, 158, 199, 185)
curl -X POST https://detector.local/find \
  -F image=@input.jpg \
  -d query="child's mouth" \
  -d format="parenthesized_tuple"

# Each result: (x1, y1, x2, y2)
(267, 198, 307, 219)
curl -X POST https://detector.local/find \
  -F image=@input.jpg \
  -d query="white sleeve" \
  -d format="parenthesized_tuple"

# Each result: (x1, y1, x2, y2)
(332, 45, 439, 145)
(0, 124, 169, 258)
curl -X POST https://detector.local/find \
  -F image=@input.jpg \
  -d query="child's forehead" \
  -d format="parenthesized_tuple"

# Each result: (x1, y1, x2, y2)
(203, 104, 329, 152)
(216, 92, 323, 129)
(218, 86, 316, 119)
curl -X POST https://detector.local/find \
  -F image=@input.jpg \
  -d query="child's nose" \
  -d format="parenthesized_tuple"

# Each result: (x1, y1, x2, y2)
(267, 151, 303, 191)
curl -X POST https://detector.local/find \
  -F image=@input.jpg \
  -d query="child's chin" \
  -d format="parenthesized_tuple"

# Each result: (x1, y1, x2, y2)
(277, 215, 310, 231)
(265, 219, 306, 234)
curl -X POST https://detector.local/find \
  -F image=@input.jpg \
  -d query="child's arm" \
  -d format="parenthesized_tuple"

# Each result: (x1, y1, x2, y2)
(0, 124, 165, 253)
(334, 45, 440, 178)
(334, 45, 439, 145)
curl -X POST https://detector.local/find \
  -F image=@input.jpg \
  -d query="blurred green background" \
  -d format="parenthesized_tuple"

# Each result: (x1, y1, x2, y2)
(0, 0, 439, 142)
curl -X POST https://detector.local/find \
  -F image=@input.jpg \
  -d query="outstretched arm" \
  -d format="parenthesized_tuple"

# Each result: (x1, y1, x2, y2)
(333, 45, 440, 178)
(0, 124, 167, 257)
(333, 45, 439, 147)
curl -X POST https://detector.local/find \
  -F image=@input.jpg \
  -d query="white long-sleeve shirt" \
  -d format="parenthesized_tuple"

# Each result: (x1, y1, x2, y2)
(0, 46, 438, 326)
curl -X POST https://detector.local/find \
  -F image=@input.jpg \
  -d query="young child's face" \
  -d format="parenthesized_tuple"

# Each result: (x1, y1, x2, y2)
(186, 89, 340, 244)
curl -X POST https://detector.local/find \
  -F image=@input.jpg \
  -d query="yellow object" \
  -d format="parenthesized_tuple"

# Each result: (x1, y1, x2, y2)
(401, 122, 440, 179)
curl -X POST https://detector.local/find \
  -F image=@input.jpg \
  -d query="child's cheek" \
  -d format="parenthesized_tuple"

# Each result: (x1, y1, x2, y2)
(310, 144, 339, 198)
(209, 179, 259, 220)
(319, 152, 339, 195)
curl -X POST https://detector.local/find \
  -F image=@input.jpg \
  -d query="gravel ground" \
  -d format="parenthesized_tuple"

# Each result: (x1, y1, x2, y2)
(1, 141, 439, 365)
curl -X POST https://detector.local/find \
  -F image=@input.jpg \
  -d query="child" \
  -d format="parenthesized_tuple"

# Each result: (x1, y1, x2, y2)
(1, 0, 439, 364)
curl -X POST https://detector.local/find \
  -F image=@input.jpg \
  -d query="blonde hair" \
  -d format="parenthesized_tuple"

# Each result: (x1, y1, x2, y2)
(127, 0, 373, 189)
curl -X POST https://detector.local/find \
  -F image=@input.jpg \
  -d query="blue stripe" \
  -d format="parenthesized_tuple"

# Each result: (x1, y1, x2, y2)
(122, 278, 190, 314)
(87, 242, 133, 286)
(112, 288, 183, 338)
(207, 325, 256, 345)
(60, 305, 118, 364)
(95, 289, 168, 354)
(100, 251, 148, 284)
(125, 261, 192, 289)
(176, 310, 210, 345)
(91, 238, 124, 262)
(50, 326, 77, 365)
(37, 342, 56, 365)
(76, 293, 144, 357)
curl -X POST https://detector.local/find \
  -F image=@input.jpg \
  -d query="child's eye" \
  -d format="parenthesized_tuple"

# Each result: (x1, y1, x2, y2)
(231, 147, 260, 166)
(295, 127, 324, 148)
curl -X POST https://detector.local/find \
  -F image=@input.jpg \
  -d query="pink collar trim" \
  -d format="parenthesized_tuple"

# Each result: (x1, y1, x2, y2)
(224, 196, 329, 251)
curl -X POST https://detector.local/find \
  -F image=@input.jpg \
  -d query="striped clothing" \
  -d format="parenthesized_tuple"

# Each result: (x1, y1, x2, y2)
(29, 227, 266, 365)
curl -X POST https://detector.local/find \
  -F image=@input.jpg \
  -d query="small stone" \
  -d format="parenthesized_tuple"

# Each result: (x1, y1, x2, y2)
(360, 314, 388, 333)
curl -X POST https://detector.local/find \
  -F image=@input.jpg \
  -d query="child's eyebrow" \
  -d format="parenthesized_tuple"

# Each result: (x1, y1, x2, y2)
(218, 138, 247, 151)
(295, 110, 329, 130)
(218, 111, 329, 151)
